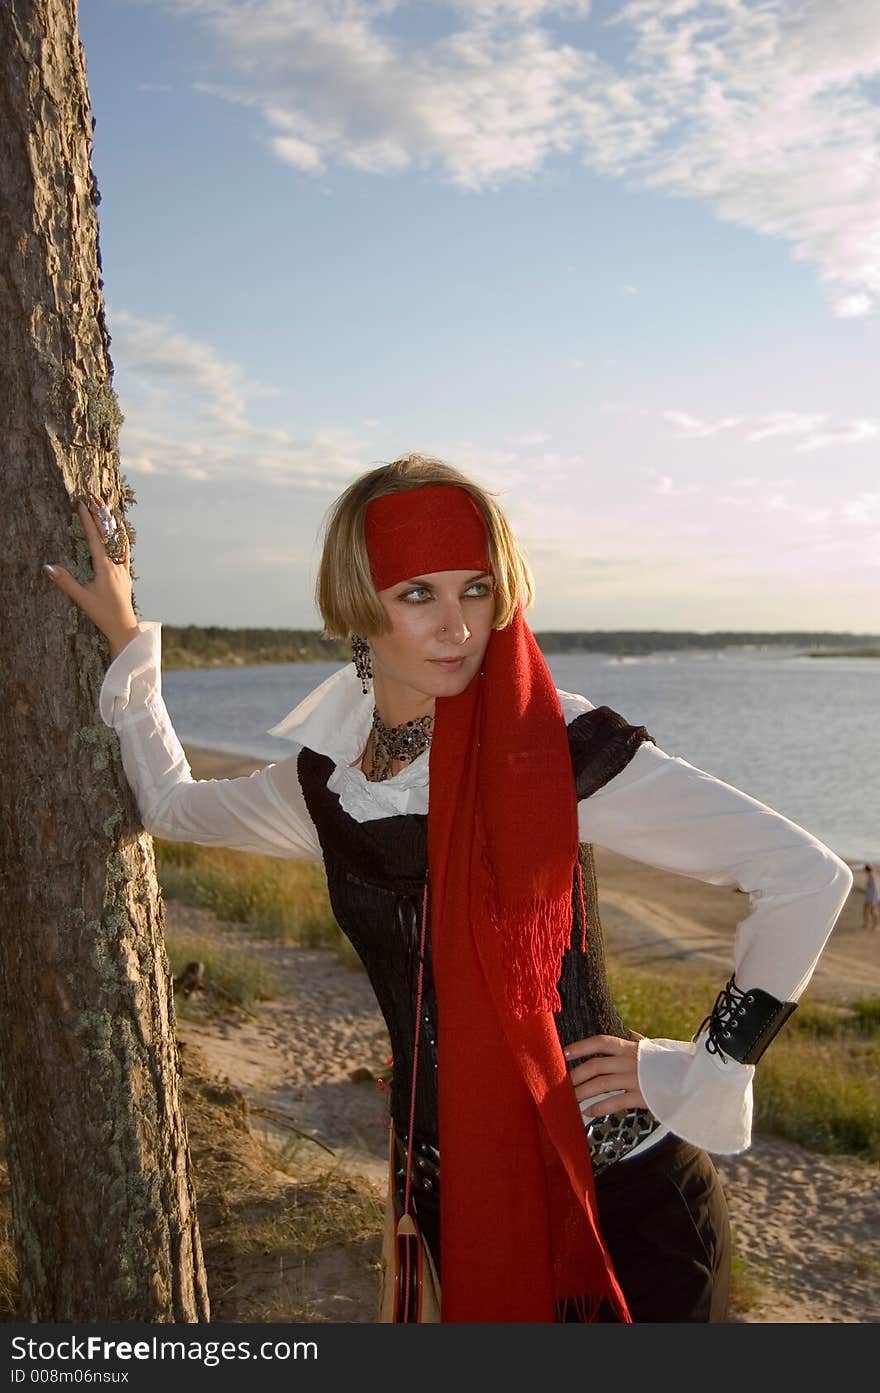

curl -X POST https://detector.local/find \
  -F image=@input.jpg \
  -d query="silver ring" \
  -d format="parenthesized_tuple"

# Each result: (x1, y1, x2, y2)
(104, 523, 128, 564)
(87, 495, 127, 564)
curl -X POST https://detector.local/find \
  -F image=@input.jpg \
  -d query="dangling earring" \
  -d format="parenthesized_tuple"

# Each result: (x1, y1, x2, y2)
(351, 635, 372, 694)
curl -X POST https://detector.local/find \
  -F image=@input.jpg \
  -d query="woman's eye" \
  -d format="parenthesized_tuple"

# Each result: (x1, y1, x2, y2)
(399, 581, 494, 603)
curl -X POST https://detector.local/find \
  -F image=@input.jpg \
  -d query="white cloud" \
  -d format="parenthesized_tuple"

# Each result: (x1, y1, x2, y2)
(272, 134, 325, 172)
(451, 1, 593, 19)
(108, 308, 369, 487)
(765, 491, 790, 511)
(646, 468, 700, 497)
(109, 309, 250, 430)
(745, 413, 827, 442)
(793, 418, 879, 452)
(157, 0, 880, 313)
(717, 475, 858, 534)
(843, 491, 880, 525)
(662, 410, 742, 438)
(835, 293, 874, 319)
(119, 420, 367, 488)
(663, 406, 879, 452)
(596, 0, 880, 317)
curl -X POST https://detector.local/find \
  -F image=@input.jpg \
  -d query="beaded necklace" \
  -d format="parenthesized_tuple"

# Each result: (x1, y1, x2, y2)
(365, 707, 434, 783)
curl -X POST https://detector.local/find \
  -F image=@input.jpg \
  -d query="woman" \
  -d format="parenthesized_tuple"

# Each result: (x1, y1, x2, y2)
(863, 865, 879, 931)
(44, 455, 853, 1324)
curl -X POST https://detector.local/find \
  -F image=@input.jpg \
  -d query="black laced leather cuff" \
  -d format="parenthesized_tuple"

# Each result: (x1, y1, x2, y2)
(695, 976, 797, 1065)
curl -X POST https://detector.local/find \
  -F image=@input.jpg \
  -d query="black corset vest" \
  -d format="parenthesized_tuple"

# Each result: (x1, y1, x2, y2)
(296, 704, 654, 1147)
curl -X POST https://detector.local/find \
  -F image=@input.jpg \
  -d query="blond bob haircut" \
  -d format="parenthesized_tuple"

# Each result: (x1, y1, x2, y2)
(316, 454, 535, 639)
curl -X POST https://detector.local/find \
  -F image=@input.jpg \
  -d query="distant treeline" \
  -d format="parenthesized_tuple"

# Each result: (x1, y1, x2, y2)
(161, 626, 348, 667)
(533, 630, 880, 657)
(159, 624, 880, 669)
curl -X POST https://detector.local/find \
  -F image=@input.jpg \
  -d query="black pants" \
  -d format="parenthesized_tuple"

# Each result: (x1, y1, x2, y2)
(402, 1131, 731, 1323)
(593, 1133, 731, 1322)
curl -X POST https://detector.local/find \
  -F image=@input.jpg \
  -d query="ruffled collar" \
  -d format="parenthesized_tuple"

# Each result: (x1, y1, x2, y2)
(266, 660, 430, 820)
(267, 659, 371, 761)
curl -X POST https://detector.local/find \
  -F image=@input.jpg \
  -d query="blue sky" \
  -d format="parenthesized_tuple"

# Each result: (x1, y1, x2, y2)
(78, 0, 880, 632)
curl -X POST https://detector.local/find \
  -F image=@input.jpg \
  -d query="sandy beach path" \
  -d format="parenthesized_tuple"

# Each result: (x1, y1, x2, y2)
(593, 846, 880, 1005)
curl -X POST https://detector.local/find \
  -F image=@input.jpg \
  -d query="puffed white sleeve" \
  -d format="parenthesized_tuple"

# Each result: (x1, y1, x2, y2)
(578, 738, 853, 1154)
(99, 621, 323, 862)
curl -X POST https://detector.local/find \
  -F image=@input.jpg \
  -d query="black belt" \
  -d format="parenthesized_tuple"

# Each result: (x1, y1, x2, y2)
(391, 1117, 659, 1299)
(394, 1109, 660, 1193)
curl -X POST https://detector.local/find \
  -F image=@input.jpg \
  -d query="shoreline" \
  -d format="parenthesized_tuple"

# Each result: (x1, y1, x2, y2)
(184, 744, 879, 1005)
(159, 633, 880, 673)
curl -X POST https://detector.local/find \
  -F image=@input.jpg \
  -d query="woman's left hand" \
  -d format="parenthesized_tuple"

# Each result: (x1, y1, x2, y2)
(563, 1033, 647, 1115)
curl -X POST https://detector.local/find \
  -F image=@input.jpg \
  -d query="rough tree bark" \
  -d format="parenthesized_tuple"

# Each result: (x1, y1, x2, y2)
(0, 0, 210, 1321)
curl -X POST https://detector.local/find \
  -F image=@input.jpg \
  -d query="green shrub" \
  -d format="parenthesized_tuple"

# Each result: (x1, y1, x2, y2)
(852, 997, 880, 1036)
(156, 841, 335, 941)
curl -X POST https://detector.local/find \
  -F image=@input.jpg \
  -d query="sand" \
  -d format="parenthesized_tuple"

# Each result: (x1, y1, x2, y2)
(174, 744, 880, 1323)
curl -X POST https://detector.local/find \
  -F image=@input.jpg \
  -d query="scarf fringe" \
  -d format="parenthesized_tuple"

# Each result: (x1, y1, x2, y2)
(478, 833, 578, 1018)
(554, 1292, 604, 1323)
(500, 894, 574, 1017)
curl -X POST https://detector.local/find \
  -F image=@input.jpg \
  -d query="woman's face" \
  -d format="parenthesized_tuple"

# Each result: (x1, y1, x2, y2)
(369, 569, 496, 714)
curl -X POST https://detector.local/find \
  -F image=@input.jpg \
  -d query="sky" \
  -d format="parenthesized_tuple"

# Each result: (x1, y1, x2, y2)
(76, 0, 880, 633)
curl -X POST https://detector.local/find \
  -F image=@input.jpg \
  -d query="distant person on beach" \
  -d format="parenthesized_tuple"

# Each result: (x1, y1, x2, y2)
(45, 457, 853, 1324)
(863, 864, 880, 930)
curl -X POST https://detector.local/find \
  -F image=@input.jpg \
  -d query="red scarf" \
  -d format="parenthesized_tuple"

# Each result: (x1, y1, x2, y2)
(366, 486, 630, 1323)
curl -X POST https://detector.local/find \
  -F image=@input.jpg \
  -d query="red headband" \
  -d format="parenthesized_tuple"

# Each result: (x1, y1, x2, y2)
(365, 485, 491, 590)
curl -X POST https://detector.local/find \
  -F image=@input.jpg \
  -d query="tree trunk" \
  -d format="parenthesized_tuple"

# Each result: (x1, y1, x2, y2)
(0, 0, 210, 1321)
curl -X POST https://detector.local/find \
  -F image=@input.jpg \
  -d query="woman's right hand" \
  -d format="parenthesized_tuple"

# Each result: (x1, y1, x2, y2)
(44, 495, 141, 660)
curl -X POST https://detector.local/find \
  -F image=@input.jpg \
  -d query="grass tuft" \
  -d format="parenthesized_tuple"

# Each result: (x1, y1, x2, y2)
(851, 997, 880, 1036)
(224, 1172, 384, 1260)
(155, 840, 361, 970)
(0, 1208, 18, 1320)
(165, 925, 276, 1019)
(728, 1245, 767, 1317)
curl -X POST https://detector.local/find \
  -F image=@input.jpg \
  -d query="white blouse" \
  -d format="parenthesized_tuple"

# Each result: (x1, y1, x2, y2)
(99, 621, 853, 1157)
